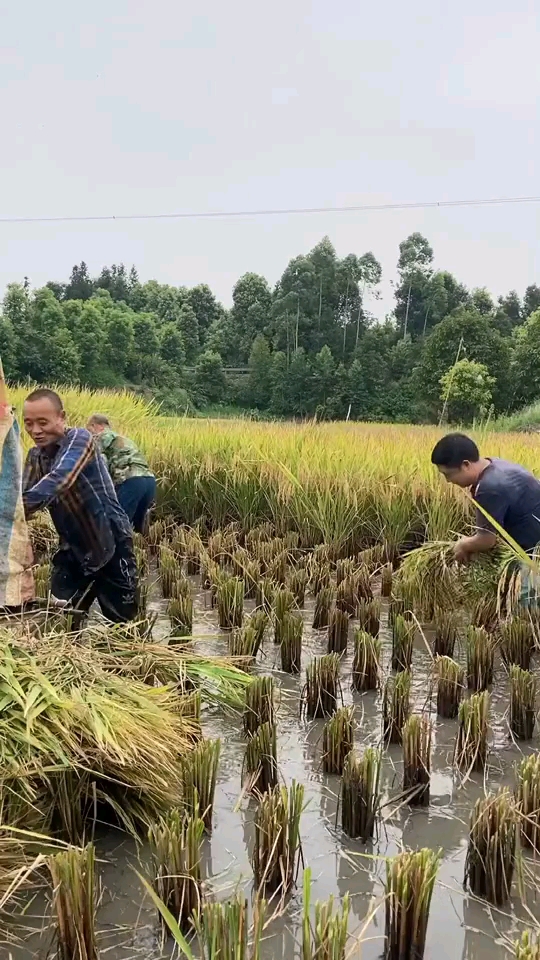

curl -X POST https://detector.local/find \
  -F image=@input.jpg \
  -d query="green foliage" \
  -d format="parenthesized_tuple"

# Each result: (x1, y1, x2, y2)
(1, 236, 536, 424)
(439, 359, 495, 424)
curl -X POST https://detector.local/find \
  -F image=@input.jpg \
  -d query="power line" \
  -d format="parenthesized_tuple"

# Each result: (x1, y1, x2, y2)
(0, 194, 539, 226)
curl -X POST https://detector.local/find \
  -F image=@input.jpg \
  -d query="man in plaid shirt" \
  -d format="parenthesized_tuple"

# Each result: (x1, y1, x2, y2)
(22, 388, 137, 622)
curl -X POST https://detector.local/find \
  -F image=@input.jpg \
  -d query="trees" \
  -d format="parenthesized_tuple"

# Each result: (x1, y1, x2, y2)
(231, 273, 272, 361)
(394, 233, 434, 337)
(64, 262, 94, 301)
(439, 359, 495, 424)
(512, 310, 540, 407)
(194, 351, 227, 405)
(177, 304, 200, 364)
(415, 307, 511, 414)
(247, 335, 272, 409)
(523, 285, 540, 320)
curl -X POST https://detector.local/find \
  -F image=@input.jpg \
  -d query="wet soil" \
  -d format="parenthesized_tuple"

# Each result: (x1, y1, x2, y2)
(7, 577, 540, 959)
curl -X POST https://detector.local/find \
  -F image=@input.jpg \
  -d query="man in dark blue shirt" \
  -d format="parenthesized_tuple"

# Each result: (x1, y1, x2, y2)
(22, 388, 137, 623)
(431, 433, 540, 602)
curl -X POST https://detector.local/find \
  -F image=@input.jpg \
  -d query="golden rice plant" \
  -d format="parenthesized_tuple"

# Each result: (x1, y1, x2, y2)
(313, 587, 333, 630)
(510, 666, 536, 740)
(249, 609, 269, 647)
(148, 808, 203, 933)
(327, 607, 350, 655)
(252, 781, 304, 897)
(435, 656, 464, 719)
(352, 629, 381, 692)
(134, 543, 149, 579)
(267, 549, 289, 585)
(466, 626, 495, 691)
(302, 654, 341, 719)
(455, 691, 489, 773)
(217, 576, 245, 630)
(392, 615, 414, 672)
(322, 706, 354, 775)
(48, 843, 98, 960)
(465, 789, 517, 906)
(171, 574, 191, 600)
(432, 607, 459, 658)
(147, 518, 167, 554)
(181, 738, 221, 831)
(471, 595, 498, 633)
(280, 611, 303, 674)
(385, 848, 440, 960)
(515, 931, 540, 960)
(243, 676, 275, 737)
(340, 747, 381, 840)
(356, 599, 381, 638)
(243, 558, 261, 600)
(244, 721, 278, 795)
(388, 596, 405, 628)
(516, 753, 540, 852)
(500, 617, 535, 670)
(383, 670, 411, 745)
(302, 866, 349, 960)
(402, 715, 431, 807)
(336, 558, 356, 585)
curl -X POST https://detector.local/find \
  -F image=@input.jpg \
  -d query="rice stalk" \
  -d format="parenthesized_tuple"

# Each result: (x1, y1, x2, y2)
(229, 624, 263, 670)
(313, 587, 333, 630)
(391, 615, 414, 672)
(168, 596, 193, 640)
(455, 691, 489, 773)
(217, 577, 245, 630)
(466, 626, 495, 691)
(193, 893, 266, 960)
(252, 781, 304, 897)
(515, 931, 540, 959)
(280, 611, 303, 674)
(432, 608, 459, 658)
(383, 670, 411, 745)
(255, 577, 276, 613)
(322, 706, 354, 775)
(148, 808, 203, 933)
(510, 666, 536, 741)
(465, 788, 517, 906)
(244, 722, 278, 795)
(352, 630, 381, 692)
(288, 568, 308, 607)
(336, 576, 357, 616)
(243, 676, 275, 737)
(356, 599, 381, 638)
(435, 656, 464, 719)
(500, 617, 535, 670)
(327, 607, 350, 655)
(340, 747, 381, 840)
(301, 866, 349, 960)
(355, 564, 373, 602)
(302, 654, 341, 719)
(309, 561, 331, 597)
(273, 587, 296, 644)
(516, 753, 540, 852)
(381, 563, 393, 599)
(402, 715, 431, 807)
(384, 848, 440, 960)
(48, 843, 98, 960)
(34, 563, 51, 600)
(181, 738, 221, 831)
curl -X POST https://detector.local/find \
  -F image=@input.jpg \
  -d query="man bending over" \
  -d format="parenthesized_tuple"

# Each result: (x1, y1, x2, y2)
(87, 414, 156, 535)
(23, 389, 137, 622)
(431, 432, 540, 604)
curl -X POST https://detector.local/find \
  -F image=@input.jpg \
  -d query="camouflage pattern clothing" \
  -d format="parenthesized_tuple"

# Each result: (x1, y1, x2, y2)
(96, 429, 154, 486)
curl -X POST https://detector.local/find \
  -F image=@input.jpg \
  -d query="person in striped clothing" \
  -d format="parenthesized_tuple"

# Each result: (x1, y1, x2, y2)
(22, 388, 137, 623)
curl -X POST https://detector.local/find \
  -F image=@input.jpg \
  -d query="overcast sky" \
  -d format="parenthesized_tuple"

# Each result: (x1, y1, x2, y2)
(0, 0, 538, 318)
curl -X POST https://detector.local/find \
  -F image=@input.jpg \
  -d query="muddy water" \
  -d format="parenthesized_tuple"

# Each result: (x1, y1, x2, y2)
(8, 580, 540, 960)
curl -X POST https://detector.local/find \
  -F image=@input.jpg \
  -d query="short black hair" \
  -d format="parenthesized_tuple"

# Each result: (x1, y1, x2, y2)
(431, 433, 480, 468)
(25, 388, 64, 412)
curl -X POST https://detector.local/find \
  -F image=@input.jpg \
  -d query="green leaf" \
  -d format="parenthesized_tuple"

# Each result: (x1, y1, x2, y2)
(134, 870, 195, 959)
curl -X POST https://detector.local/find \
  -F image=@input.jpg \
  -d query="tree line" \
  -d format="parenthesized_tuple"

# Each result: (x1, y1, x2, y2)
(1, 234, 540, 422)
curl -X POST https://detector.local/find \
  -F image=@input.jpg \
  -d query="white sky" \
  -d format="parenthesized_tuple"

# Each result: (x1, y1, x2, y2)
(0, 0, 538, 318)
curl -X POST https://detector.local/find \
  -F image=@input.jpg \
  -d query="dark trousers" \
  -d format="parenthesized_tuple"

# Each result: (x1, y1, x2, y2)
(116, 476, 157, 534)
(51, 539, 138, 623)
